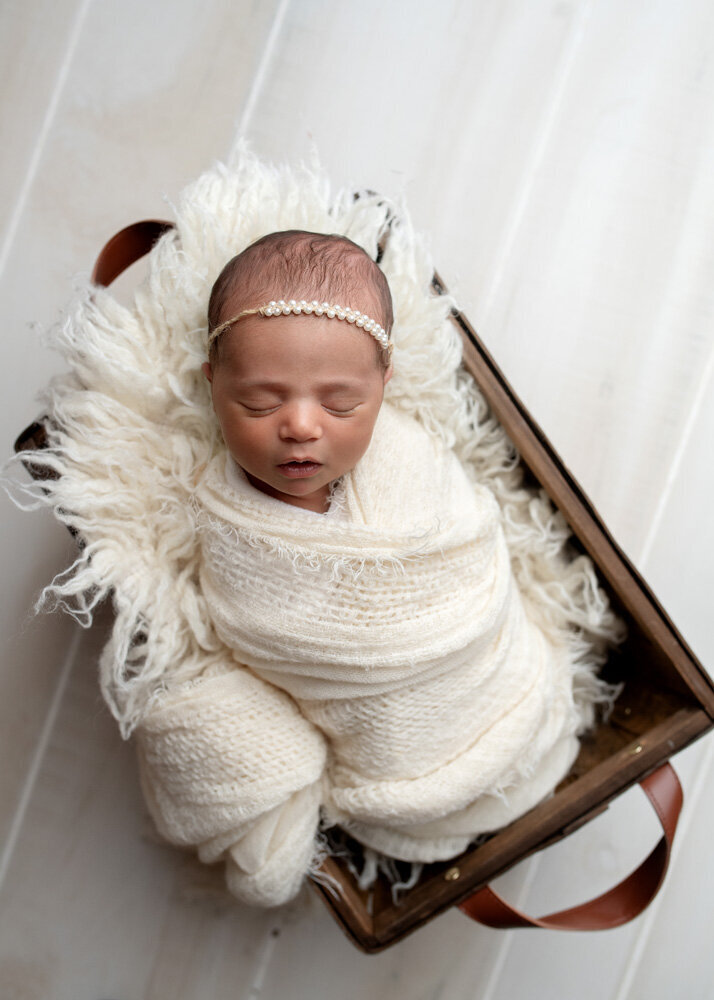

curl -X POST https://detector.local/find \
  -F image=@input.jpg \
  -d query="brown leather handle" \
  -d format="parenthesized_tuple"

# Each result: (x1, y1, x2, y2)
(91, 219, 176, 287)
(459, 762, 682, 931)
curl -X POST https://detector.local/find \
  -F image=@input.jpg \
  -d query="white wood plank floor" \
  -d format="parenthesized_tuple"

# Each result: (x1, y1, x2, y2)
(1, 1, 713, 997)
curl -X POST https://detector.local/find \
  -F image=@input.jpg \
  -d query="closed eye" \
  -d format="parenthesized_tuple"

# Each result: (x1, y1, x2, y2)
(323, 403, 360, 415)
(241, 403, 281, 415)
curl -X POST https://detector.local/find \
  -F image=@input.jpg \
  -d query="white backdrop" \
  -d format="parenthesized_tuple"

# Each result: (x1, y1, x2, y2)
(1, 2, 713, 997)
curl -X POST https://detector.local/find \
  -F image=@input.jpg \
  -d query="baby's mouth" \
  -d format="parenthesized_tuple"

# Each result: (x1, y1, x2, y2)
(277, 460, 323, 479)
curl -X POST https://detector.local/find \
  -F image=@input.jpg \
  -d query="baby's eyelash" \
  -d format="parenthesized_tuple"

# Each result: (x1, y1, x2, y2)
(239, 401, 361, 416)
(324, 404, 359, 415)
(242, 403, 280, 414)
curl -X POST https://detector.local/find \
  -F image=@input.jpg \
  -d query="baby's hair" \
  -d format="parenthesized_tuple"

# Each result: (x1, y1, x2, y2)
(207, 230, 393, 368)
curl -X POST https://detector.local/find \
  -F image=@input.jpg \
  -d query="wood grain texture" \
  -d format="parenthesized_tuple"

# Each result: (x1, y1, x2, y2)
(0, 0, 85, 251)
(609, 344, 714, 1000)
(1, 0, 713, 996)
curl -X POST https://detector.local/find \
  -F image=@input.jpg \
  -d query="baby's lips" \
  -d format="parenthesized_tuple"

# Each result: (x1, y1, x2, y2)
(276, 459, 323, 478)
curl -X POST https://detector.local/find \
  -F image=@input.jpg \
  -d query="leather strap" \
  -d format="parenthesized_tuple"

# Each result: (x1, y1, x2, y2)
(459, 762, 682, 930)
(91, 219, 175, 287)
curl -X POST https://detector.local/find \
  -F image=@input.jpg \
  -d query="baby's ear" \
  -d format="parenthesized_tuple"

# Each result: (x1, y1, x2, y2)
(383, 364, 393, 386)
(202, 361, 213, 384)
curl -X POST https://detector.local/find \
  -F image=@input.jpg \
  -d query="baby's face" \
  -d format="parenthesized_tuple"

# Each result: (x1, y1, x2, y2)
(203, 312, 391, 513)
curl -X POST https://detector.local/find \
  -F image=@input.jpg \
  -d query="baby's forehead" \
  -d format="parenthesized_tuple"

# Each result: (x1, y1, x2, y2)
(220, 308, 385, 376)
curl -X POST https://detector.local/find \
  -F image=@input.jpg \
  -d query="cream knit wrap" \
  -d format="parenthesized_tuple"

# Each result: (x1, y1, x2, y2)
(137, 401, 606, 903)
(181, 402, 582, 866)
(8, 144, 625, 907)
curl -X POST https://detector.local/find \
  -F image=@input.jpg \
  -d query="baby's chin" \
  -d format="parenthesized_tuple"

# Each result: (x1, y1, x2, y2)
(244, 470, 332, 514)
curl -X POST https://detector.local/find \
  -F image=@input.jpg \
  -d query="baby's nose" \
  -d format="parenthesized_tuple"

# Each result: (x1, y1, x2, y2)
(279, 401, 323, 442)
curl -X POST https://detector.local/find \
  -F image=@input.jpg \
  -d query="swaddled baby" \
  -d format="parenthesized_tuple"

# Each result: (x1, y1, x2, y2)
(136, 231, 593, 906)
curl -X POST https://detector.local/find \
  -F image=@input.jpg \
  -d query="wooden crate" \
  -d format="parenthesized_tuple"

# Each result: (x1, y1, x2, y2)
(312, 275, 714, 952)
(14, 231, 714, 954)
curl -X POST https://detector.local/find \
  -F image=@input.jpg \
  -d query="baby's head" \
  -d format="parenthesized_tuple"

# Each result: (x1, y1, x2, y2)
(203, 231, 394, 514)
(207, 230, 393, 369)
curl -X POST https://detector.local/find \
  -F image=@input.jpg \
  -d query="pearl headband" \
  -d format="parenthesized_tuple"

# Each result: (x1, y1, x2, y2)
(207, 299, 393, 356)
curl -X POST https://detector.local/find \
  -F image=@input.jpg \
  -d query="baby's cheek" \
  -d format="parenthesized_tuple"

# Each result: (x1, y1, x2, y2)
(222, 418, 258, 457)
(340, 419, 375, 464)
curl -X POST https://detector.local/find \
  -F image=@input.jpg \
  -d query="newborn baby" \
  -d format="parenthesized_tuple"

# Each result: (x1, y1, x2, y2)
(202, 229, 394, 514)
(136, 231, 589, 906)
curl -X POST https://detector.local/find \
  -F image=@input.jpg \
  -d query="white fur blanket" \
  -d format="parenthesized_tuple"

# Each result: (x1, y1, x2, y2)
(10, 143, 624, 905)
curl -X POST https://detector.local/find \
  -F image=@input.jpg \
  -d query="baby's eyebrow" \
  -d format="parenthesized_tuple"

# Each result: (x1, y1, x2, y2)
(234, 379, 366, 392)
(233, 379, 285, 390)
(316, 381, 366, 393)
